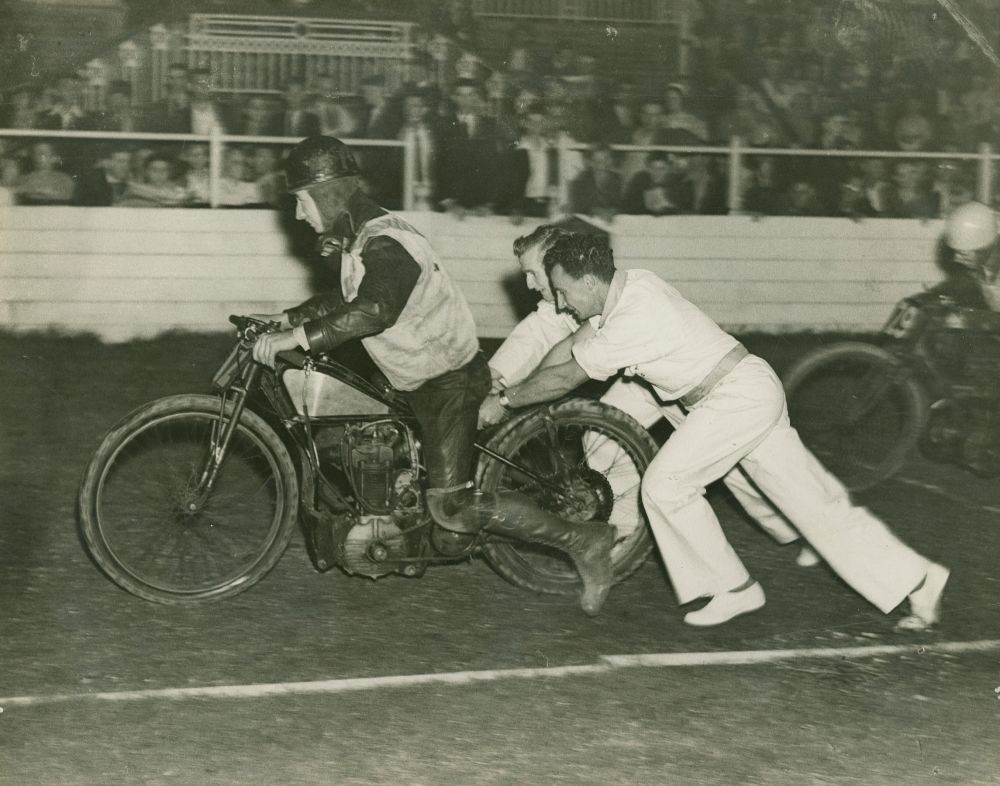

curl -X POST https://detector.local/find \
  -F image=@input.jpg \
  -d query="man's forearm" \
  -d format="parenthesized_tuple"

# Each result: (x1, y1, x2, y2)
(286, 292, 345, 326)
(504, 359, 589, 409)
(300, 296, 394, 354)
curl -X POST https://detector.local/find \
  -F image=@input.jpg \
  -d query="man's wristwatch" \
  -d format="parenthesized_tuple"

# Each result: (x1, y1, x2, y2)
(498, 390, 513, 410)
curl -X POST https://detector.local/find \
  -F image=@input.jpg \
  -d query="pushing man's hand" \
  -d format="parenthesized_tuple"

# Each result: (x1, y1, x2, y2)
(478, 392, 508, 429)
(252, 330, 301, 368)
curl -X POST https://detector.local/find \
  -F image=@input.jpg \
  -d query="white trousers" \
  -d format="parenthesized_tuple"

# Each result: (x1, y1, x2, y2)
(637, 356, 929, 614)
(589, 377, 801, 546)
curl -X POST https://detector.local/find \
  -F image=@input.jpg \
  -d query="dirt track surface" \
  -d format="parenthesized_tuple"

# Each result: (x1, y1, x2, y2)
(1, 331, 998, 785)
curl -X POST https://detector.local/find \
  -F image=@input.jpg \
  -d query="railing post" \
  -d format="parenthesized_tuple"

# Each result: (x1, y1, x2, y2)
(149, 24, 170, 103)
(402, 137, 417, 211)
(726, 135, 744, 214)
(678, 0, 691, 75)
(556, 136, 571, 217)
(977, 142, 993, 205)
(209, 127, 222, 209)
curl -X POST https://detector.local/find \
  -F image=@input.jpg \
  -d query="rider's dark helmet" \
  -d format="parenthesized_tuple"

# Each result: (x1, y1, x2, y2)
(284, 135, 361, 192)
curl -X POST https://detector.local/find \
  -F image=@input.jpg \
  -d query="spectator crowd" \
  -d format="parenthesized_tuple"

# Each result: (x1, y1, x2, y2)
(1, 0, 997, 217)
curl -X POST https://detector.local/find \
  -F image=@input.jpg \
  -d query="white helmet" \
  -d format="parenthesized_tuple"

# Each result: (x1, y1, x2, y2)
(945, 201, 997, 252)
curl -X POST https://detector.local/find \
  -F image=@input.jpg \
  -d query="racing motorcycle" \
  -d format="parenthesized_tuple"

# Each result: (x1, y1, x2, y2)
(78, 316, 657, 605)
(782, 291, 1000, 491)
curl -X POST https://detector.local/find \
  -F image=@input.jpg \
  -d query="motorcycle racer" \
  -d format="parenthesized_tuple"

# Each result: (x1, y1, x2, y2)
(943, 200, 1000, 312)
(251, 135, 614, 615)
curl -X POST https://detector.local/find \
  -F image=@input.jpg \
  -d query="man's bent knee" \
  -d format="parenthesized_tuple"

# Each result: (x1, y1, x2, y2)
(641, 473, 705, 514)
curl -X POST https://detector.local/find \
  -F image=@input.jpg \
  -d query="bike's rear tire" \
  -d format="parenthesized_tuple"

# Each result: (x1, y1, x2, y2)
(782, 342, 928, 491)
(477, 398, 658, 596)
(78, 394, 299, 605)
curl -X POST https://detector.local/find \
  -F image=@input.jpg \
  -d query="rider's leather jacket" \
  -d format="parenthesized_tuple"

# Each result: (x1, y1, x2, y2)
(284, 189, 478, 392)
(284, 189, 487, 490)
(284, 191, 419, 352)
(928, 238, 995, 311)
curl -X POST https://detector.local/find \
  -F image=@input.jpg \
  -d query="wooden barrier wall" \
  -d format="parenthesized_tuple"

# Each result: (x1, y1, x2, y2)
(0, 207, 945, 342)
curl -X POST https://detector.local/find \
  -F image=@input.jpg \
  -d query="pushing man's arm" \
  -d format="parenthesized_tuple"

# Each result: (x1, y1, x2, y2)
(501, 355, 591, 410)
(488, 302, 578, 388)
(479, 321, 596, 427)
(537, 321, 596, 370)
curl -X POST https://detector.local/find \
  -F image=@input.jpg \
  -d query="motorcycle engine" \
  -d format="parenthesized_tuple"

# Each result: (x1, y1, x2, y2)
(962, 403, 1000, 477)
(342, 515, 413, 578)
(924, 400, 1000, 477)
(341, 421, 421, 514)
(338, 421, 426, 577)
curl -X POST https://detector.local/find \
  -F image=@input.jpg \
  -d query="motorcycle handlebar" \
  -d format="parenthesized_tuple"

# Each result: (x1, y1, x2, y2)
(228, 314, 282, 343)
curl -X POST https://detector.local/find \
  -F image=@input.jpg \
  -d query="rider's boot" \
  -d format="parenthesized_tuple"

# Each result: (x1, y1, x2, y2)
(426, 486, 614, 616)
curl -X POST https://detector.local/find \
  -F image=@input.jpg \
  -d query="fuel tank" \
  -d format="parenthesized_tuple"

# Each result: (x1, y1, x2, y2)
(281, 368, 391, 417)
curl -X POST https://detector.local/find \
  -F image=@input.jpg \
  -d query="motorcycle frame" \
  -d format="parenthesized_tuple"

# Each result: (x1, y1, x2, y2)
(203, 319, 574, 565)
(878, 295, 1000, 404)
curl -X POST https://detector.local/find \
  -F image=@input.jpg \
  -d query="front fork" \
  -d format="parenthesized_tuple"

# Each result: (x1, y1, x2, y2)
(843, 355, 915, 424)
(188, 364, 262, 509)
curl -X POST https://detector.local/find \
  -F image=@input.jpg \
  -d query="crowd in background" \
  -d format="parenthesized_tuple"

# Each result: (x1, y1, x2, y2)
(1, 0, 998, 217)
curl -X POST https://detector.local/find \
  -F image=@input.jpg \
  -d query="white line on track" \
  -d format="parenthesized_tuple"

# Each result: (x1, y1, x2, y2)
(2, 639, 998, 709)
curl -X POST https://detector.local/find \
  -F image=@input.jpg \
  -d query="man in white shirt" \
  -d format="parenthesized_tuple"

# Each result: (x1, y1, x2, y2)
(480, 225, 818, 562)
(487, 233, 949, 630)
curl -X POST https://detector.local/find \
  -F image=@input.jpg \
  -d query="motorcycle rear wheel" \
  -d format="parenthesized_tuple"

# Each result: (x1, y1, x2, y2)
(78, 394, 299, 605)
(782, 342, 928, 491)
(477, 398, 658, 596)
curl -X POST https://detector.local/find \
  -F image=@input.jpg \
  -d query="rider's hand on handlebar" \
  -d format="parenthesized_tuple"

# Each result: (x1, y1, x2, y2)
(249, 312, 290, 328)
(252, 329, 301, 368)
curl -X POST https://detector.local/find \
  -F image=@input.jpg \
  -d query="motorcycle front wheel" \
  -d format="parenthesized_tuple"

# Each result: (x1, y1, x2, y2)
(78, 394, 299, 605)
(477, 398, 658, 596)
(782, 342, 928, 491)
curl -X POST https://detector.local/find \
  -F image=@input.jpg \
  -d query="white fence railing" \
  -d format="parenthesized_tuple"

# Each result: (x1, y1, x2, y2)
(2, 127, 997, 214)
(178, 14, 417, 97)
(77, 15, 418, 108)
(471, 0, 673, 23)
(0, 128, 415, 210)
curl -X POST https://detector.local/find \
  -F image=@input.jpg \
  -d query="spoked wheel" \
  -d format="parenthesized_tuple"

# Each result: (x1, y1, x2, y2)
(78, 394, 299, 605)
(477, 398, 658, 596)
(782, 342, 928, 491)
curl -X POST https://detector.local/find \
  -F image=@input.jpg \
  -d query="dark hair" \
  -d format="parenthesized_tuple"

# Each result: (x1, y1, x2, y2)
(512, 224, 571, 258)
(543, 233, 615, 283)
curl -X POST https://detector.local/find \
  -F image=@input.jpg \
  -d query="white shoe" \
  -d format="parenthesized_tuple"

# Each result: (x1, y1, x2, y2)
(795, 546, 820, 568)
(684, 582, 766, 627)
(896, 563, 949, 632)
